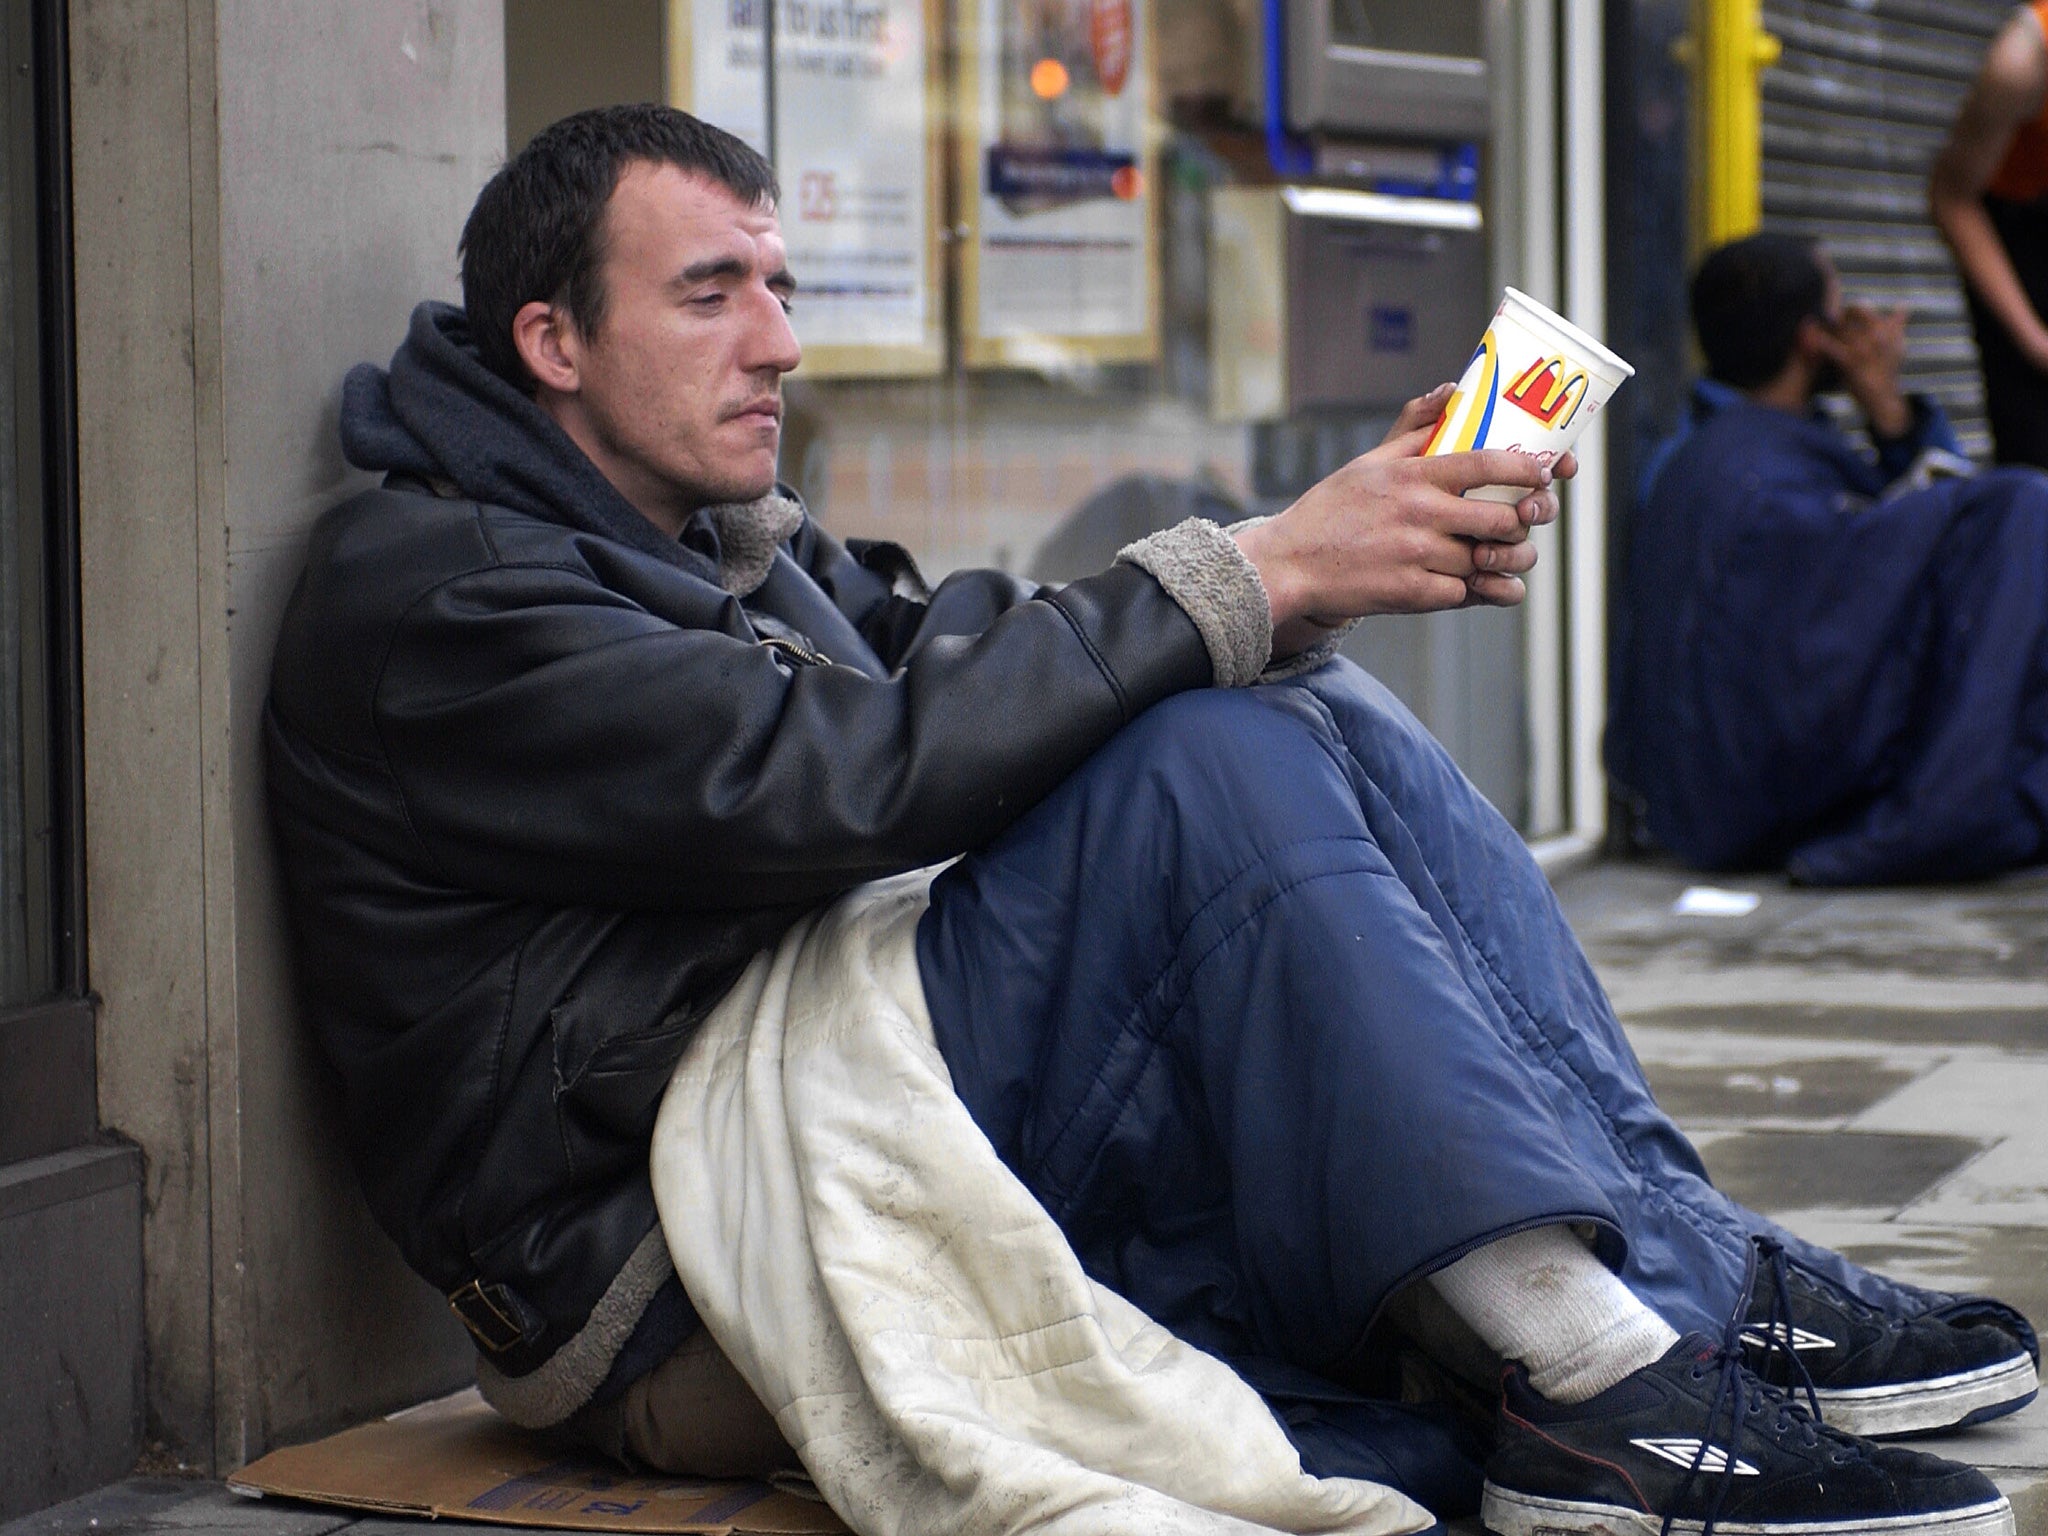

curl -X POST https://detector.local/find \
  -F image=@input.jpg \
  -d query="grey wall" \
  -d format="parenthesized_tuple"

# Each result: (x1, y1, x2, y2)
(71, 0, 504, 1473)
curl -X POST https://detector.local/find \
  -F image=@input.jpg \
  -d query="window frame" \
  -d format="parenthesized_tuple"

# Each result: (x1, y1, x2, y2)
(0, 0, 91, 1166)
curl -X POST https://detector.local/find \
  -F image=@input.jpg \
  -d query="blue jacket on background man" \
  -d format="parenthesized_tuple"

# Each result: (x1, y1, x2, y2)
(1610, 378, 2048, 884)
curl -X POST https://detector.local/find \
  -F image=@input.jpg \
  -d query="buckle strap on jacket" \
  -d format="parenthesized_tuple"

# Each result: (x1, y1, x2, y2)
(449, 1277, 530, 1353)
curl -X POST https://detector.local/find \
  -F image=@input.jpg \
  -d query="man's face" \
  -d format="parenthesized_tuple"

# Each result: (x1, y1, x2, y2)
(548, 161, 801, 530)
(1808, 252, 1847, 394)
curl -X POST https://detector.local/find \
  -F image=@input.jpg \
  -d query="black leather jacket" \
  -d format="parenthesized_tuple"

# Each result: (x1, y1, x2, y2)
(263, 305, 1213, 1420)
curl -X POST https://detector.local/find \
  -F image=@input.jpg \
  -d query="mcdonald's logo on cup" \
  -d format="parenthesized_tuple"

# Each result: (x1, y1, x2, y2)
(1423, 288, 1634, 503)
(1502, 355, 1591, 430)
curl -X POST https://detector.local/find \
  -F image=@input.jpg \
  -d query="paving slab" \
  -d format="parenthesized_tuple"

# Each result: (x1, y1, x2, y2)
(0, 1483, 583, 1536)
(0, 1483, 353, 1535)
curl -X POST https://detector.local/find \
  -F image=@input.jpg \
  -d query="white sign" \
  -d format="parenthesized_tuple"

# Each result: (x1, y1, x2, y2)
(961, 0, 1156, 364)
(672, 0, 941, 374)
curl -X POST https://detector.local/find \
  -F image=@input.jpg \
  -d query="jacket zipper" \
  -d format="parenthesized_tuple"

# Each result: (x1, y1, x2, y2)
(759, 635, 830, 668)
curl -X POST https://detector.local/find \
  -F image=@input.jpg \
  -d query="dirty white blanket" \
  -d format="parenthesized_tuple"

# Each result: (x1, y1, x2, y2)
(648, 871, 1434, 1536)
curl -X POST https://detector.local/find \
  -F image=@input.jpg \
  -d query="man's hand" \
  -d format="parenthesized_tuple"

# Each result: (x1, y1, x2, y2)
(1233, 386, 1574, 656)
(1815, 303, 1914, 439)
(1380, 381, 1457, 444)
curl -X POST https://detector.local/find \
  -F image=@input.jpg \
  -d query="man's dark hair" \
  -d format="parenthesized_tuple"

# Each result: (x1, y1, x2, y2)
(459, 104, 780, 390)
(1690, 232, 1829, 389)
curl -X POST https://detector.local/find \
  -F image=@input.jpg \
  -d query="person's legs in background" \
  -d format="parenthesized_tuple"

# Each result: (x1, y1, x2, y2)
(1969, 197, 2048, 471)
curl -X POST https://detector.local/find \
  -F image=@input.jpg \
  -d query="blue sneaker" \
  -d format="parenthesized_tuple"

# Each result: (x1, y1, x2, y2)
(1481, 1334, 2014, 1536)
(1742, 1238, 2039, 1438)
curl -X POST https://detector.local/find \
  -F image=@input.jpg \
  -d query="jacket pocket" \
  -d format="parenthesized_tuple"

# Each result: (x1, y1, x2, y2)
(549, 1002, 701, 1146)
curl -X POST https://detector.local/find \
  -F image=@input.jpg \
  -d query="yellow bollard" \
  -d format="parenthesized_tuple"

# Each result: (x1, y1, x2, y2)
(1683, 0, 1782, 251)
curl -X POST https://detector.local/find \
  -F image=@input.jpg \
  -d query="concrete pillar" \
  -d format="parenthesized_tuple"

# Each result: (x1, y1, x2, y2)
(70, 0, 504, 1471)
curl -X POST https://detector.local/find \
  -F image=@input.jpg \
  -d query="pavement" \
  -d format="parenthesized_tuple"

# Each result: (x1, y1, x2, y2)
(9, 853, 2045, 1535)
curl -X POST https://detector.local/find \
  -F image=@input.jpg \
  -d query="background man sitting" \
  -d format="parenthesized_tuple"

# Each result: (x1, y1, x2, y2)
(1611, 231, 2048, 885)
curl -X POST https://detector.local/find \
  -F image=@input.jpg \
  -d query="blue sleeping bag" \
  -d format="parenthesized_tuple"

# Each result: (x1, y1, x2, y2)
(918, 661, 2036, 1514)
(1610, 381, 2048, 884)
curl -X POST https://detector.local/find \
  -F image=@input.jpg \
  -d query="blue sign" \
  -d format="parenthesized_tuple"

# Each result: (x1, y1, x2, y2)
(1369, 305, 1415, 353)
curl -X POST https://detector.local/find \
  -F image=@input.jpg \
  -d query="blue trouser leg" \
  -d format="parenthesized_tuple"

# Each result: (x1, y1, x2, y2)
(1269, 664, 1950, 1328)
(919, 662, 1757, 1363)
(916, 661, 1929, 1503)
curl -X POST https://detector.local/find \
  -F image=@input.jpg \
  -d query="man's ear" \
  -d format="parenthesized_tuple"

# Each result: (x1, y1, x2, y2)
(511, 300, 582, 396)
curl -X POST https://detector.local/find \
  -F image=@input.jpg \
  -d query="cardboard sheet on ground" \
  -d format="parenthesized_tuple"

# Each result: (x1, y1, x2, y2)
(227, 1388, 849, 1533)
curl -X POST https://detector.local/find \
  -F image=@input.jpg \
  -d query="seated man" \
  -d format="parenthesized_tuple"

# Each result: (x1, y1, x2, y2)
(266, 108, 2037, 1536)
(1611, 232, 2048, 885)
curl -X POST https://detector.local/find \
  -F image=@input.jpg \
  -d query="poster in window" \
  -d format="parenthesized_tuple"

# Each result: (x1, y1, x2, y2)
(667, 0, 944, 377)
(955, 0, 1159, 368)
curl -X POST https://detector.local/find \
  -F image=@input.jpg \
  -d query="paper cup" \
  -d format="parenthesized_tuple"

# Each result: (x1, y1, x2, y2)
(1423, 287, 1635, 502)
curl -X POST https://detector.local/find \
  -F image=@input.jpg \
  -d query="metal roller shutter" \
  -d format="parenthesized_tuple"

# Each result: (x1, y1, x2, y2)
(1760, 0, 2008, 458)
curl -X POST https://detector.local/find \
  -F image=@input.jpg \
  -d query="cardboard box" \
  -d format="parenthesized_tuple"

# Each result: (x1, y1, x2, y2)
(228, 1389, 848, 1533)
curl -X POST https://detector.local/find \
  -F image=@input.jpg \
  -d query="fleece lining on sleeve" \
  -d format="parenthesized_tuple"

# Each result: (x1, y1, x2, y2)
(1115, 517, 1274, 687)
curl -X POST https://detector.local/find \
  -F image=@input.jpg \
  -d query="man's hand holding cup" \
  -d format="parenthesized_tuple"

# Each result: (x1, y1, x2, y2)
(1235, 289, 1629, 656)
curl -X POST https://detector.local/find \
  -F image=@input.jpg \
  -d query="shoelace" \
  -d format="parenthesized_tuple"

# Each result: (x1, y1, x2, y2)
(1745, 1236, 1826, 1417)
(1661, 1241, 1870, 1536)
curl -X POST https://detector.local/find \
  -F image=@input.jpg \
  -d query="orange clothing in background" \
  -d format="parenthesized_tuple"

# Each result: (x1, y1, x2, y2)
(1988, 0, 2048, 201)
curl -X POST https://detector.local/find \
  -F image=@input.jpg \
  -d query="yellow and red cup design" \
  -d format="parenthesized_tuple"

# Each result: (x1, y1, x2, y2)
(1423, 287, 1636, 503)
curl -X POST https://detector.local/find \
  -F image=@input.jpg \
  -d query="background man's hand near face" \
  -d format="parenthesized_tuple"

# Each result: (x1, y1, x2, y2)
(1233, 384, 1573, 657)
(1815, 303, 1914, 440)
